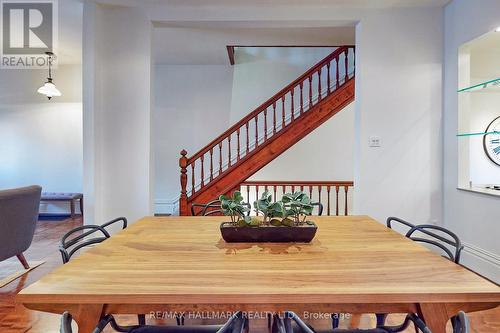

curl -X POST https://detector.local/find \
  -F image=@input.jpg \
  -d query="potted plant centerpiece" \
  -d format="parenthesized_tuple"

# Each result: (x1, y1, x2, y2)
(219, 190, 318, 243)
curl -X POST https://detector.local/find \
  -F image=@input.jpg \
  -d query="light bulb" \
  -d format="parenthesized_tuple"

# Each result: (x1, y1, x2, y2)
(37, 81, 62, 100)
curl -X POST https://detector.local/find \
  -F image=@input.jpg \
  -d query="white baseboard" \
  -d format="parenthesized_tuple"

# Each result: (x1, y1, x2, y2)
(155, 198, 179, 215)
(461, 242, 500, 283)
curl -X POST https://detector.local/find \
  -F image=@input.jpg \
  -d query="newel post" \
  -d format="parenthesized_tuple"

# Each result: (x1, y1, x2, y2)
(179, 149, 189, 216)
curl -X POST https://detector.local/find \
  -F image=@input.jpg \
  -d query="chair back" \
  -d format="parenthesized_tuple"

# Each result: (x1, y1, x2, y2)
(191, 200, 251, 217)
(311, 202, 323, 216)
(0, 185, 42, 261)
(60, 310, 248, 333)
(59, 225, 110, 263)
(405, 224, 463, 263)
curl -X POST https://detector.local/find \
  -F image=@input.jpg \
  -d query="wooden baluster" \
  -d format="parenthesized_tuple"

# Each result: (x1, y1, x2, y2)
(335, 185, 340, 216)
(272, 102, 277, 135)
(246, 185, 250, 204)
(327, 62, 331, 94)
(291, 89, 295, 121)
(254, 116, 258, 147)
(318, 68, 322, 101)
(344, 49, 349, 81)
(336, 56, 340, 89)
(308, 75, 313, 108)
(344, 185, 349, 215)
(282, 185, 286, 195)
(218, 142, 222, 175)
(179, 150, 188, 216)
(318, 185, 322, 206)
(264, 108, 268, 141)
(228, 136, 232, 167)
(309, 186, 313, 200)
(245, 122, 249, 154)
(236, 128, 241, 162)
(273, 186, 277, 201)
(191, 163, 195, 194)
(291, 185, 295, 193)
(200, 155, 204, 187)
(299, 82, 304, 115)
(281, 96, 286, 129)
(256, 185, 259, 202)
(300, 185, 304, 191)
(327, 185, 331, 216)
(209, 148, 214, 182)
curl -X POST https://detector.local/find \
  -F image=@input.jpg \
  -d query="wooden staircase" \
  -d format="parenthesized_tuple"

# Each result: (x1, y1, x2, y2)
(179, 46, 355, 215)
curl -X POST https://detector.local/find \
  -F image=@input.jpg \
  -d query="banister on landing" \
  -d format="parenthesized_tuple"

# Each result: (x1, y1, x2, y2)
(179, 46, 356, 215)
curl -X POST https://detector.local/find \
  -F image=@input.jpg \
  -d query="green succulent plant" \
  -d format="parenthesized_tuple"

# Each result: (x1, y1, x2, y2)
(220, 190, 313, 227)
(219, 191, 251, 225)
(281, 191, 314, 224)
(254, 191, 283, 224)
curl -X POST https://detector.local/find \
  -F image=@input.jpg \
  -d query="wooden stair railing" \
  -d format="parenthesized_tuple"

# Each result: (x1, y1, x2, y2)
(179, 46, 355, 215)
(240, 181, 353, 216)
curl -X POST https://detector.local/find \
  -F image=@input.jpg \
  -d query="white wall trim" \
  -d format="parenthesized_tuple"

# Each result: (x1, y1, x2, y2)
(155, 198, 179, 215)
(461, 242, 500, 283)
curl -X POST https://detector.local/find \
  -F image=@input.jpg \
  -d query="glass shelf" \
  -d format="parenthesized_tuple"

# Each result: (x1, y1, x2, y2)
(458, 77, 500, 92)
(457, 130, 500, 137)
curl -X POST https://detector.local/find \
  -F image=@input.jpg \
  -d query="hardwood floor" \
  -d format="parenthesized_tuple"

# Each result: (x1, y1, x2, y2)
(0, 217, 498, 332)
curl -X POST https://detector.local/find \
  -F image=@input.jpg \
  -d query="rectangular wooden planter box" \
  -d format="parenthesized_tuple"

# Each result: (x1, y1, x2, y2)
(220, 221, 317, 243)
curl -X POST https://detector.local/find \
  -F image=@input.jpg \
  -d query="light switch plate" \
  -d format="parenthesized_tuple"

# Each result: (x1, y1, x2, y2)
(369, 136, 381, 147)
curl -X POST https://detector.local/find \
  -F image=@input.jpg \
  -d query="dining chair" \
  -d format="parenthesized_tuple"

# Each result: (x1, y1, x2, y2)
(60, 310, 248, 333)
(377, 217, 465, 330)
(386, 217, 464, 263)
(58, 217, 145, 324)
(59, 217, 128, 264)
(59, 225, 110, 264)
(272, 311, 434, 333)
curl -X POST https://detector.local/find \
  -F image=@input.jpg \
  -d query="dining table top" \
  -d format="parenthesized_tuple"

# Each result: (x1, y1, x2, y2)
(18, 215, 500, 305)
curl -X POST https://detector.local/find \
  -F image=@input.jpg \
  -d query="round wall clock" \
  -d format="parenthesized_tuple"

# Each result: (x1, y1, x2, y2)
(483, 115, 500, 166)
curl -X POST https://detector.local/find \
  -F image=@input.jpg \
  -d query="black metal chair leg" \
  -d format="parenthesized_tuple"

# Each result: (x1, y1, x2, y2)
(138, 314, 146, 325)
(176, 314, 185, 325)
(375, 313, 388, 327)
(331, 313, 340, 329)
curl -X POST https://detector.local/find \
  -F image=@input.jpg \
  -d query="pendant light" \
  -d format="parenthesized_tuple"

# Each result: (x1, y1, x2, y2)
(37, 52, 62, 100)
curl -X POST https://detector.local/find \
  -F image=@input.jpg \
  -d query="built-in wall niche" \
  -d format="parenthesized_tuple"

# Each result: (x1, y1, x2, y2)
(458, 28, 500, 197)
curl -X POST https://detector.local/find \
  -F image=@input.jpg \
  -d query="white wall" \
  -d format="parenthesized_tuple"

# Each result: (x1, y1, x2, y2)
(354, 8, 443, 227)
(0, 65, 82, 213)
(83, 4, 153, 228)
(154, 65, 234, 214)
(444, 0, 500, 281)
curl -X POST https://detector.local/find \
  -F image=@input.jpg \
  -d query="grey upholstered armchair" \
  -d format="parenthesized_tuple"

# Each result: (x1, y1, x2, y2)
(0, 185, 42, 269)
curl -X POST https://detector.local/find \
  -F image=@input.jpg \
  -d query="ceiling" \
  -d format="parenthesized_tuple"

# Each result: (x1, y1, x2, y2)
(57, 0, 452, 65)
(153, 25, 355, 65)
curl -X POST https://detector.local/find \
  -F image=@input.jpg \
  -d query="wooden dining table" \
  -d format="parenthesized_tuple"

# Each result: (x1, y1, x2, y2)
(17, 216, 500, 333)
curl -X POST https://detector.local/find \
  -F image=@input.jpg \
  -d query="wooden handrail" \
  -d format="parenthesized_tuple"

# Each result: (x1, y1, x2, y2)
(185, 45, 354, 164)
